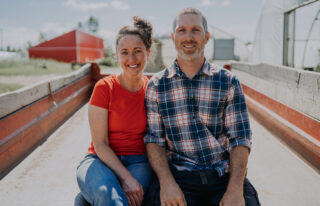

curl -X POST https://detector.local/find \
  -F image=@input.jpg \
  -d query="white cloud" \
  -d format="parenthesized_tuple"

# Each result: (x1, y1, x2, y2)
(2, 23, 74, 49)
(42, 23, 68, 34)
(99, 29, 116, 39)
(98, 28, 118, 46)
(148, 15, 156, 21)
(198, 0, 215, 7)
(62, 0, 108, 11)
(111, 0, 130, 11)
(2, 27, 38, 49)
(221, 0, 231, 7)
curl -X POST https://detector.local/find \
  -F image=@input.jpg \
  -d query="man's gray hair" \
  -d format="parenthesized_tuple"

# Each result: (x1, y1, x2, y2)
(173, 8, 208, 34)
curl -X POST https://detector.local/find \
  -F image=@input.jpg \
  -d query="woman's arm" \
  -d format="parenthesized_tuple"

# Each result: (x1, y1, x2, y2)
(88, 105, 143, 206)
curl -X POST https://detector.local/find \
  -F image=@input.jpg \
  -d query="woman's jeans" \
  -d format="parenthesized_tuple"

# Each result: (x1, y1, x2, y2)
(76, 154, 153, 206)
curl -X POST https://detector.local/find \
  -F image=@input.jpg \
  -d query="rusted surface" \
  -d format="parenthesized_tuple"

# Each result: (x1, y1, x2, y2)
(242, 83, 320, 141)
(0, 72, 93, 178)
(243, 84, 320, 172)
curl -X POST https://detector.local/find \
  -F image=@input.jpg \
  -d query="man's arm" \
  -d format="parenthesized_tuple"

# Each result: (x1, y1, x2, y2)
(220, 75, 252, 206)
(219, 146, 249, 206)
(146, 143, 186, 206)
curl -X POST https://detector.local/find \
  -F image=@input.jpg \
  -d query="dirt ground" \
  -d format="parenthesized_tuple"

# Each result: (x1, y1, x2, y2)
(0, 74, 60, 87)
(0, 67, 124, 89)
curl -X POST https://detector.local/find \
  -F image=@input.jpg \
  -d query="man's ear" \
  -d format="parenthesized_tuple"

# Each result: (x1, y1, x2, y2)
(205, 32, 210, 44)
(171, 33, 175, 41)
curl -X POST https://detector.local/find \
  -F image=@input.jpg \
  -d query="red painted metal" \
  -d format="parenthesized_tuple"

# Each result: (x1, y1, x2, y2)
(0, 72, 93, 178)
(242, 84, 320, 141)
(242, 83, 320, 172)
(28, 30, 104, 63)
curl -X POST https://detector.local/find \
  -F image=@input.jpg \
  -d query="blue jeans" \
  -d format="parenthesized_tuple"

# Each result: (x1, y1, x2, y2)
(76, 154, 153, 206)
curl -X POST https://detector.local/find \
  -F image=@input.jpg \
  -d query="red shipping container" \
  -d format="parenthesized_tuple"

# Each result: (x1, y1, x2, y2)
(29, 29, 104, 63)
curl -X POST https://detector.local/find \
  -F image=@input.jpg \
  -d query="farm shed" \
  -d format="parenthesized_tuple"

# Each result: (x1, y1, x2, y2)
(29, 29, 104, 63)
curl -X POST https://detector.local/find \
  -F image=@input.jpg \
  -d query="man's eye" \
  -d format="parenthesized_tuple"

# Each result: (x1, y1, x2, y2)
(121, 52, 128, 55)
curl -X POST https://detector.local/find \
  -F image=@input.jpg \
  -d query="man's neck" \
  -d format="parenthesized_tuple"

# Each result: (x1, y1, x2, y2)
(176, 56, 205, 79)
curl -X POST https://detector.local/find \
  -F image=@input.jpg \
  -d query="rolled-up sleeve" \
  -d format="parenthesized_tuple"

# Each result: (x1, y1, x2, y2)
(144, 80, 166, 146)
(224, 75, 252, 149)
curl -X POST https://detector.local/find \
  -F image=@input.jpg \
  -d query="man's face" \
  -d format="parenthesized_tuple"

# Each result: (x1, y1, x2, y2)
(171, 14, 210, 61)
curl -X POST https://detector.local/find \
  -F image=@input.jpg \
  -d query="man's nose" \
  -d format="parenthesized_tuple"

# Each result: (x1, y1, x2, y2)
(184, 30, 194, 40)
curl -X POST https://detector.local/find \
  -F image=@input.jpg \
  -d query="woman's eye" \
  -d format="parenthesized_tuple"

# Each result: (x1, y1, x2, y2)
(135, 50, 142, 53)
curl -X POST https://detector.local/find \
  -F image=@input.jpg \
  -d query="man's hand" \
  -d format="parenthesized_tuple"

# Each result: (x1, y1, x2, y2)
(121, 175, 144, 206)
(220, 146, 248, 206)
(219, 189, 245, 206)
(160, 181, 186, 206)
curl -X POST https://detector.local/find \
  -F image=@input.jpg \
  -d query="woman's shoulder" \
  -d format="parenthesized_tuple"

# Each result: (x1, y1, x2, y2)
(95, 74, 119, 88)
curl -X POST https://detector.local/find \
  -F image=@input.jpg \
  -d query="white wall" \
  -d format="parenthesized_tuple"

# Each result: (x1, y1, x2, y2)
(231, 61, 320, 121)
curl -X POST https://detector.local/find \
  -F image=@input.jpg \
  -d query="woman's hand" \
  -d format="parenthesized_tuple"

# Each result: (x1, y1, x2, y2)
(121, 175, 144, 206)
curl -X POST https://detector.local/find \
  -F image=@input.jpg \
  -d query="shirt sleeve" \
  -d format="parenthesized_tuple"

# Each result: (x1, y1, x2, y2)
(224, 75, 252, 149)
(89, 78, 110, 109)
(144, 79, 166, 146)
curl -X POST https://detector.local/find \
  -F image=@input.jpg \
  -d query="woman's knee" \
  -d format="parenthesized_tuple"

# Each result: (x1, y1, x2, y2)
(92, 185, 127, 206)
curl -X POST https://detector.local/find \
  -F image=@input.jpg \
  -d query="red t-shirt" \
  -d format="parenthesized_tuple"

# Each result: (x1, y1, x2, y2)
(88, 74, 148, 155)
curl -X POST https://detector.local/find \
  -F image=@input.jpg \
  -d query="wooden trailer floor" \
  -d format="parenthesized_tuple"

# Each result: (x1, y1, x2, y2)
(0, 104, 319, 206)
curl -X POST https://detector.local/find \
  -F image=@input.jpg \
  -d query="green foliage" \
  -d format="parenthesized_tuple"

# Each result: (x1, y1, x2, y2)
(38, 32, 47, 43)
(315, 64, 320, 73)
(87, 16, 99, 33)
(0, 59, 76, 75)
(99, 56, 118, 67)
(0, 83, 23, 93)
(105, 46, 115, 57)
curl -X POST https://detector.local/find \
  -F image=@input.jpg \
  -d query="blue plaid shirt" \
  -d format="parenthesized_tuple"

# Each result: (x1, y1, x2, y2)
(144, 60, 252, 176)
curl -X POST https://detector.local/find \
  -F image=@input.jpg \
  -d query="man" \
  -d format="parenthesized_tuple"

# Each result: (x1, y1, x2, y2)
(144, 8, 260, 206)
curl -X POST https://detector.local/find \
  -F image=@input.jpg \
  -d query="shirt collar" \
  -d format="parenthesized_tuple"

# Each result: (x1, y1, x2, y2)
(167, 59, 215, 78)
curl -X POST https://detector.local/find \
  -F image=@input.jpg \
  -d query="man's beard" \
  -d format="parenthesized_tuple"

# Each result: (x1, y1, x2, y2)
(176, 41, 204, 61)
(177, 47, 203, 61)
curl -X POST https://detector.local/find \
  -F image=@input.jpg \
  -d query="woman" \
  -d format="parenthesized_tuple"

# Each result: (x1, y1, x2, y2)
(76, 16, 153, 206)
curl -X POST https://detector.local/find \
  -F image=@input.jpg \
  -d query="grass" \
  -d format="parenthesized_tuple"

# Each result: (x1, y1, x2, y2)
(0, 83, 23, 93)
(0, 59, 78, 76)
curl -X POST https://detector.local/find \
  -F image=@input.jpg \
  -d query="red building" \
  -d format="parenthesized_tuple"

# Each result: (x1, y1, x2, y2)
(29, 29, 104, 63)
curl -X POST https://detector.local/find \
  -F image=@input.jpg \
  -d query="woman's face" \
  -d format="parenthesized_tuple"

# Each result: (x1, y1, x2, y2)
(116, 35, 150, 77)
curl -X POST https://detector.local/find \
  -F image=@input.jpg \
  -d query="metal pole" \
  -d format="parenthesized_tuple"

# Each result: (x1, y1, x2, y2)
(301, 8, 320, 69)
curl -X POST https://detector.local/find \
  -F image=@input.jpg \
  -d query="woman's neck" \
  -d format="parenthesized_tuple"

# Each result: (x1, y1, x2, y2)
(117, 72, 144, 92)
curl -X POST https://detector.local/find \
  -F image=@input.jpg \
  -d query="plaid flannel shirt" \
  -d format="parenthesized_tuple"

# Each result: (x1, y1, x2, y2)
(144, 60, 252, 176)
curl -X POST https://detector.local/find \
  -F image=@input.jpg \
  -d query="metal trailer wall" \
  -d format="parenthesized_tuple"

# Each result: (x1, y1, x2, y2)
(29, 30, 104, 64)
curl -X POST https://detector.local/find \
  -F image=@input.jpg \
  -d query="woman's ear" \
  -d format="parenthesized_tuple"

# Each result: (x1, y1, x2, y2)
(147, 49, 151, 61)
(115, 49, 119, 59)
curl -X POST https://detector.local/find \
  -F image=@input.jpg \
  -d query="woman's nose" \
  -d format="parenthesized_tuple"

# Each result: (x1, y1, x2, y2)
(129, 53, 137, 62)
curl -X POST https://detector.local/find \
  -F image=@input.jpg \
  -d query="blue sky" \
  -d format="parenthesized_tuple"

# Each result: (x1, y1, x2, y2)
(0, 0, 264, 50)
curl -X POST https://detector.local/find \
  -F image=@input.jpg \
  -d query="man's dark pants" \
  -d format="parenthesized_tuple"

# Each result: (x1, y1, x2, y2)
(143, 165, 260, 206)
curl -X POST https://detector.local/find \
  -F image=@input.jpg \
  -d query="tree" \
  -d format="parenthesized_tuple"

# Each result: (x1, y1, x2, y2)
(86, 16, 99, 33)
(78, 21, 83, 29)
(26, 41, 32, 49)
(38, 32, 47, 43)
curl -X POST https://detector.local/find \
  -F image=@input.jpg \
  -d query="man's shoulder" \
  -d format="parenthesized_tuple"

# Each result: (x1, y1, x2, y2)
(207, 62, 235, 80)
(148, 67, 172, 86)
